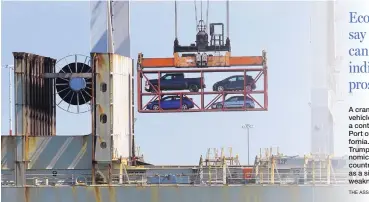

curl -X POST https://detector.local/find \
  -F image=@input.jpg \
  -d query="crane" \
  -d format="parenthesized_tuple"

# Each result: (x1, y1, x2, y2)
(138, 0, 264, 69)
(136, 0, 268, 113)
(173, 0, 231, 67)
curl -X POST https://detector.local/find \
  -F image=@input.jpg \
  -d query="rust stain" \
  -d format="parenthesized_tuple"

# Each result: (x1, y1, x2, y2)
(26, 137, 37, 161)
(97, 136, 103, 144)
(82, 135, 89, 145)
(98, 105, 104, 114)
(108, 186, 116, 202)
(151, 186, 159, 202)
(135, 185, 146, 190)
(94, 186, 101, 202)
(72, 186, 78, 202)
(97, 54, 106, 70)
(25, 187, 30, 202)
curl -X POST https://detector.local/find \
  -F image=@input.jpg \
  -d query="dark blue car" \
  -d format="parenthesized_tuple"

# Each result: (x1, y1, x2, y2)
(212, 75, 256, 92)
(146, 95, 194, 110)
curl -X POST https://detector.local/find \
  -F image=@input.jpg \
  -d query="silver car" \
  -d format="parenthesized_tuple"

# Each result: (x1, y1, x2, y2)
(211, 95, 255, 109)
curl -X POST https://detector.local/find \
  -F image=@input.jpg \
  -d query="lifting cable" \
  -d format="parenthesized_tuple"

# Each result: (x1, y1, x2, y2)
(174, 0, 228, 39)
(194, 0, 210, 32)
(194, 0, 198, 32)
(175, 0, 178, 39)
(226, 0, 229, 38)
(206, 0, 209, 32)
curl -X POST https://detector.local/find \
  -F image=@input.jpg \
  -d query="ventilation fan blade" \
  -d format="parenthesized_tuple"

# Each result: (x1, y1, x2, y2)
(55, 62, 92, 106)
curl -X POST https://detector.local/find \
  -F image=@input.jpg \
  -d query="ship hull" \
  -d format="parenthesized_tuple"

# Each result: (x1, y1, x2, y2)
(1, 185, 363, 202)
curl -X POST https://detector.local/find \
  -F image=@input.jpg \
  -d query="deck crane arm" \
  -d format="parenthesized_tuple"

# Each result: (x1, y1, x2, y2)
(138, 0, 265, 69)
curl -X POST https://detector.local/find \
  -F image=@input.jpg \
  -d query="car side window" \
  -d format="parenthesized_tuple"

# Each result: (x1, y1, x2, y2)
(164, 75, 172, 80)
(228, 97, 238, 101)
(237, 76, 244, 81)
(237, 96, 244, 101)
(162, 97, 171, 101)
(228, 77, 236, 82)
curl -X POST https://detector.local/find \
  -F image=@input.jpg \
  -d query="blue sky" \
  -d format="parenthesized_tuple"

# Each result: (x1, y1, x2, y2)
(1, 1, 312, 164)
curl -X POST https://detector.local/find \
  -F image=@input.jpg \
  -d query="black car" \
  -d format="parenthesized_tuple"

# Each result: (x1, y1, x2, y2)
(145, 73, 205, 92)
(212, 75, 256, 92)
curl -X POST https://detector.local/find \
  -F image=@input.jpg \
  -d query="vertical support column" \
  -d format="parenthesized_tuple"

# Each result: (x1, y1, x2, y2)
(92, 53, 133, 184)
(45, 57, 57, 136)
(255, 156, 259, 184)
(129, 59, 135, 159)
(303, 155, 308, 184)
(222, 156, 226, 185)
(92, 53, 113, 184)
(200, 71, 204, 111)
(13, 53, 28, 186)
(326, 155, 331, 184)
(312, 158, 315, 184)
(262, 50, 268, 110)
(137, 53, 143, 112)
(199, 155, 204, 184)
(208, 165, 212, 185)
(270, 155, 275, 184)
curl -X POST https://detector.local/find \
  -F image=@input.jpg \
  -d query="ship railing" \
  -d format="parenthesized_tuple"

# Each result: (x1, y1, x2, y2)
(110, 172, 352, 185)
(22, 173, 92, 186)
(1, 172, 352, 186)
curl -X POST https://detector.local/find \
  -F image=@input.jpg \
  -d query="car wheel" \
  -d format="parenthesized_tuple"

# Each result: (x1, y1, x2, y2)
(189, 85, 199, 92)
(246, 104, 251, 108)
(216, 103, 223, 109)
(181, 104, 188, 110)
(217, 86, 224, 92)
(152, 104, 159, 110)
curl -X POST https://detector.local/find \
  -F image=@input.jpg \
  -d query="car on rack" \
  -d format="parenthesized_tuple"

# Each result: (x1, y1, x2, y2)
(145, 73, 205, 92)
(211, 95, 255, 109)
(146, 95, 195, 110)
(212, 75, 256, 92)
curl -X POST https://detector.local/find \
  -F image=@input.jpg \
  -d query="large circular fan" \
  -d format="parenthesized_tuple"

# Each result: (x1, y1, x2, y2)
(55, 54, 92, 114)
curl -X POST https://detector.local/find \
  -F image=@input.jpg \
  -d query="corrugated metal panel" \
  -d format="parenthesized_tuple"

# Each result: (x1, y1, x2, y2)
(0, 186, 358, 202)
(1, 135, 92, 170)
(111, 55, 133, 159)
(13, 52, 56, 137)
(90, 1, 130, 57)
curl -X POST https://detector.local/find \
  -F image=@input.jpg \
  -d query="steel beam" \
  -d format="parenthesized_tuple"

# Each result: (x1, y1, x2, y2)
(43, 73, 92, 79)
